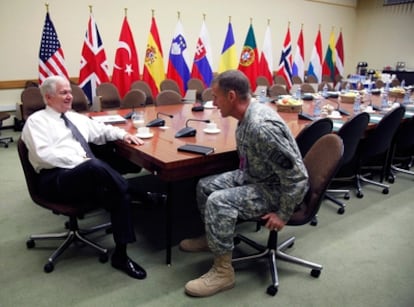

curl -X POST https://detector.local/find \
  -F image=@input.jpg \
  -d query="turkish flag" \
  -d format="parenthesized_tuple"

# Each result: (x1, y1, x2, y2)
(112, 17, 140, 98)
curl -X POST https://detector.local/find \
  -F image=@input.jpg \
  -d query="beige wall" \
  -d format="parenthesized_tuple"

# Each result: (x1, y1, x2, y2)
(0, 0, 413, 113)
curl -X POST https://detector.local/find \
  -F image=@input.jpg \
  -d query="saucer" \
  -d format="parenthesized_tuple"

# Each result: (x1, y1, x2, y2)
(204, 105, 216, 109)
(203, 128, 221, 134)
(136, 132, 154, 139)
(327, 114, 342, 119)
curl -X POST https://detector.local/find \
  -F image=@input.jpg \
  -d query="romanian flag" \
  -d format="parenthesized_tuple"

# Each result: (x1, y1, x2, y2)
(218, 22, 238, 73)
(292, 26, 305, 82)
(276, 25, 293, 90)
(322, 28, 336, 82)
(142, 16, 165, 97)
(307, 28, 323, 83)
(238, 23, 259, 89)
(258, 24, 273, 86)
(166, 19, 191, 96)
(111, 16, 140, 98)
(335, 30, 344, 78)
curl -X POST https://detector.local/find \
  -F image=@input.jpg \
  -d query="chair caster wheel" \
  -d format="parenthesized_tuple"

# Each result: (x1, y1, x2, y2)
(337, 207, 345, 215)
(266, 285, 278, 296)
(388, 176, 395, 184)
(310, 219, 318, 226)
(44, 262, 54, 273)
(344, 193, 350, 200)
(356, 191, 364, 198)
(99, 253, 109, 263)
(382, 188, 389, 194)
(105, 227, 113, 234)
(26, 239, 35, 249)
(233, 237, 241, 245)
(311, 269, 321, 278)
(64, 221, 70, 229)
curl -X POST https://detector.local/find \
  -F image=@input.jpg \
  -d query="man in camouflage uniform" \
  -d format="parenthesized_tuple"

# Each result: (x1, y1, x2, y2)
(180, 70, 309, 297)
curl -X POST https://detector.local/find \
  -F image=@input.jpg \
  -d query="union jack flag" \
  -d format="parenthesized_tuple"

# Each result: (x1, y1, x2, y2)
(79, 14, 110, 103)
(38, 12, 69, 84)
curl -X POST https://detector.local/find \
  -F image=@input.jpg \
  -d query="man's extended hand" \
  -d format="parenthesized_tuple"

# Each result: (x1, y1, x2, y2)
(261, 212, 286, 231)
(123, 133, 144, 145)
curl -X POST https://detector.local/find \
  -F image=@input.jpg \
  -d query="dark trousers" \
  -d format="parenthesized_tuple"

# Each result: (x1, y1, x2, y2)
(38, 158, 136, 245)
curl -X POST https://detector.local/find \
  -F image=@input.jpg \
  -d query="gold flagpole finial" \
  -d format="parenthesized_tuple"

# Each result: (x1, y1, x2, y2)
(89, 5, 93, 14)
(288, 21, 291, 27)
(332, 25, 335, 31)
(318, 24, 321, 30)
(267, 19, 270, 26)
(124, 8, 128, 17)
(177, 11, 180, 20)
(203, 13, 206, 21)
(229, 16, 231, 23)
(250, 17, 253, 24)
(151, 9, 155, 18)
(301, 23, 304, 30)
(45, 3, 49, 13)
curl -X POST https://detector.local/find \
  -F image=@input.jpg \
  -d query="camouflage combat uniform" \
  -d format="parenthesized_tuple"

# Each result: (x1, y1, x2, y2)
(196, 101, 309, 255)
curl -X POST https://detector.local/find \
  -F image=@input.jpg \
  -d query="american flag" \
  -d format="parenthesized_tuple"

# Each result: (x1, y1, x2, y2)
(38, 12, 69, 84)
(78, 14, 110, 103)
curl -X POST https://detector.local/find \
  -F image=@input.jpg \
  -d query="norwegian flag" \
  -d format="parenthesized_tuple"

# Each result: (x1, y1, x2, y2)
(38, 12, 69, 84)
(276, 26, 293, 90)
(78, 14, 110, 103)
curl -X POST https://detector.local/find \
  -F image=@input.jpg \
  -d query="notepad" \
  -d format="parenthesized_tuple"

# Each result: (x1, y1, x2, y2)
(91, 115, 126, 124)
(177, 144, 215, 155)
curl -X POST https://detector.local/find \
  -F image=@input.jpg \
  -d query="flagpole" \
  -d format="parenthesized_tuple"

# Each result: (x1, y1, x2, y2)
(203, 13, 206, 21)
(177, 11, 180, 20)
(151, 9, 154, 18)
(45, 3, 49, 13)
(229, 16, 231, 23)
(267, 19, 270, 26)
(124, 8, 127, 18)
(89, 5, 93, 14)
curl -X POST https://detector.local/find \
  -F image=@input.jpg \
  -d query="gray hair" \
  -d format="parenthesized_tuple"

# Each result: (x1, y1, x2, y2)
(39, 75, 68, 103)
(212, 70, 251, 100)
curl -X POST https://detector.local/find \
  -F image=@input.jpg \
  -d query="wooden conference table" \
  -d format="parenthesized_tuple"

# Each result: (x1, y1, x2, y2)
(88, 93, 412, 265)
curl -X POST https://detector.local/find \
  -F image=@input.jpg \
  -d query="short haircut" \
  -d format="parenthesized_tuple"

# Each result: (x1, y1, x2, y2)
(39, 75, 68, 100)
(212, 70, 251, 100)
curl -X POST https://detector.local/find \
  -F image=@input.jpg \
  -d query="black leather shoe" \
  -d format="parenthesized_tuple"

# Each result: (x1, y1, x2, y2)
(111, 256, 147, 280)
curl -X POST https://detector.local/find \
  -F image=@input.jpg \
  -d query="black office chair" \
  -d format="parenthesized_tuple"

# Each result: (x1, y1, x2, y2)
(17, 138, 111, 273)
(295, 117, 333, 158)
(353, 106, 405, 198)
(387, 114, 414, 181)
(326, 112, 370, 214)
(233, 134, 344, 296)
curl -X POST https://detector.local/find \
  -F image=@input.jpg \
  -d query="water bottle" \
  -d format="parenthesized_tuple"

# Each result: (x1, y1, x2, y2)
(314, 97, 321, 117)
(259, 89, 266, 103)
(353, 94, 361, 114)
(402, 87, 411, 105)
(401, 79, 405, 88)
(295, 86, 301, 100)
(385, 80, 390, 93)
(322, 83, 328, 98)
(345, 82, 350, 93)
(381, 91, 389, 110)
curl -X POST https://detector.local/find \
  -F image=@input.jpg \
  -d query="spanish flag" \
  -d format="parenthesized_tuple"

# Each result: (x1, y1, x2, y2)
(142, 15, 165, 97)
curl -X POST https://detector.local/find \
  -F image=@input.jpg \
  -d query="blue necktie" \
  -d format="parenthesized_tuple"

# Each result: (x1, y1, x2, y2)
(61, 113, 95, 158)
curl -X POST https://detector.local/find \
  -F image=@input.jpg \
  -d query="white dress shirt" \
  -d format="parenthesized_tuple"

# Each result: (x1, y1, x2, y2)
(22, 106, 127, 172)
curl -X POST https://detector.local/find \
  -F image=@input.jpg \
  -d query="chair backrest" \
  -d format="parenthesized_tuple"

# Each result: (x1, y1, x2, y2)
(359, 106, 405, 161)
(130, 80, 154, 105)
(160, 79, 182, 95)
(155, 90, 183, 106)
(70, 84, 89, 112)
(392, 115, 414, 155)
(187, 78, 205, 100)
(120, 89, 147, 109)
(96, 82, 121, 110)
(295, 117, 333, 158)
(375, 79, 384, 89)
(274, 75, 287, 86)
(269, 84, 288, 97)
(337, 112, 370, 166)
(289, 134, 343, 225)
(21, 87, 45, 121)
(201, 87, 213, 102)
(317, 81, 334, 91)
(306, 75, 318, 83)
(17, 138, 86, 216)
(292, 76, 303, 84)
(256, 76, 271, 88)
(300, 83, 316, 94)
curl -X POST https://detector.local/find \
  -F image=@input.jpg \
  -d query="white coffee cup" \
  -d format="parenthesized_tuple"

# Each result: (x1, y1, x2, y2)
(206, 122, 217, 130)
(331, 110, 341, 118)
(365, 105, 373, 112)
(204, 101, 214, 108)
(138, 127, 150, 135)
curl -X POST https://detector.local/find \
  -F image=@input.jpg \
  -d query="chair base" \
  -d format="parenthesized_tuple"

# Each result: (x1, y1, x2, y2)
(356, 173, 390, 198)
(0, 136, 13, 148)
(26, 216, 111, 273)
(232, 230, 322, 296)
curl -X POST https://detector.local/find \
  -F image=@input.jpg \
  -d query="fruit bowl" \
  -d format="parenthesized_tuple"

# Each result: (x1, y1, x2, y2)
(276, 96, 303, 113)
(340, 92, 357, 104)
(388, 87, 405, 99)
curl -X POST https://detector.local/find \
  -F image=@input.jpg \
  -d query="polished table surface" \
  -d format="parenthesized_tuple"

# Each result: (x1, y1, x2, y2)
(88, 92, 412, 264)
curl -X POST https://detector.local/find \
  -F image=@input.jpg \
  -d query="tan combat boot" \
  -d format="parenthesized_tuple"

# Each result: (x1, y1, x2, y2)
(185, 253, 235, 297)
(179, 235, 210, 252)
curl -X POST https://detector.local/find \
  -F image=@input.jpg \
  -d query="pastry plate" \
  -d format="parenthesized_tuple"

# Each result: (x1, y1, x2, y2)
(327, 114, 342, 119)
(203, 128, 221, 134)
(136, 132, 154, 139)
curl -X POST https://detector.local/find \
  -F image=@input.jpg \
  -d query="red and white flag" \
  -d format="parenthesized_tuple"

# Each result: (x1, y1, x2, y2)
(111, 16, 140, 98)
(258, 24, 273, 87)
(38, 12, 69, 84)
(335, 30, 345, 78)
(79, 14, 110, 103)
(292, 26, 305, 82)
(276, 25, 293, 90)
